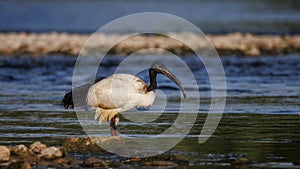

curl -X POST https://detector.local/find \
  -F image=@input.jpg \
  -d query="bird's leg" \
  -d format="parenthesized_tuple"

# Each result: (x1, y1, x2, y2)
(110, 115, 119, 136)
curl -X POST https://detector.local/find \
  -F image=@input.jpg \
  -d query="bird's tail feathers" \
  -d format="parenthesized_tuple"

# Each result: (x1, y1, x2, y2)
(95, 108, 119, 125)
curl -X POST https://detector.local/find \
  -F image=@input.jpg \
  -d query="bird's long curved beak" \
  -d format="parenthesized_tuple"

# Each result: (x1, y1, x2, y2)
(151, 62, 186, 99)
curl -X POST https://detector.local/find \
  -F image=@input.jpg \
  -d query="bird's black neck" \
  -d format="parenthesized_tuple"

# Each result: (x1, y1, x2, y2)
(147, 68, 157, 92)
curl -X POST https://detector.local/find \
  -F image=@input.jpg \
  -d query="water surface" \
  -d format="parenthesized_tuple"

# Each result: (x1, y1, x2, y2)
(1, 0, 300, 34)
(0, 54, 299, 168)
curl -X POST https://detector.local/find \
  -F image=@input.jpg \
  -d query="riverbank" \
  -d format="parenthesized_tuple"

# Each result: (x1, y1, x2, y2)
(0, 138, 257, 169)
(1, 32, 299, 56)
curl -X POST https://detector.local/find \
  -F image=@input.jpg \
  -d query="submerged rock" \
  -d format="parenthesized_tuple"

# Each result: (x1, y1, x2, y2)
(82, 157, 109, 168)
(231, 157, 254, 165)
(53, 157, 83, 168)
(145, 160, 178, 167)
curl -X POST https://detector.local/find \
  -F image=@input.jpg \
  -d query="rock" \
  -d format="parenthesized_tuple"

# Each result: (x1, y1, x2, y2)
(53, 157, 81, 168)
(244, 46, 261, 56)
(38, 147, 64, 160)
(61, 136, 125, 153)
(145, 160, 178, 167)
(11, 144, 29, 157)
(82, 157, 108, 168)
(231, 157, 254, 165)
(0, 158, 26, 169)
(0, 146, 10, 162)
(29, 142, 47, 154)
(21, 161, 32, 169)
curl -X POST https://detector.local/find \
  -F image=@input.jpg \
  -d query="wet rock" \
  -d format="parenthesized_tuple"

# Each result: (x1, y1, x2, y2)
(37, 160, 52, 167)
(231, 157, 254, 165)
(82, 157, 108, 168)
(38, 147, 64, 160)
(11, 144, 29, 157)
(244, 45, 260, 57)
(21, 161, 32, 169)
(53, 157, 82, 168)
(29, 142, 47, 154)
(61, 136, 125, 153)
(0, 157, 27, 169)
(293, 160, 300, 166)
(0, 146, 10, 162)
(145, 160, 178, 167)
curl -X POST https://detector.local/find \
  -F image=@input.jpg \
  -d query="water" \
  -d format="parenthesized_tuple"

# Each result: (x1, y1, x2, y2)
(0, 54, 299, 168)
(1, 0, 300, 34)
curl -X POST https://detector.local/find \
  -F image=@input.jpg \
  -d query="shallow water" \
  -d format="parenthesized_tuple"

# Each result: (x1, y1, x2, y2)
(0, 54, 299, 167)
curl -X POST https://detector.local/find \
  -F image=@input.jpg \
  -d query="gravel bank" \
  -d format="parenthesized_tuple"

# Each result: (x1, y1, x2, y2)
(0, 32, 299, 56)
(0, 138, 257, 168)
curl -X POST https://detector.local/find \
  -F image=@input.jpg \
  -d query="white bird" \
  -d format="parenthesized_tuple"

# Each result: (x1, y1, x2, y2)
(81, 62, 185, 136)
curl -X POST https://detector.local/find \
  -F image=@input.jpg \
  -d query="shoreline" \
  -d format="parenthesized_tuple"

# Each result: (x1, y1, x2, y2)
(0, 32, 299, 57)
(0, 138, 256, 168)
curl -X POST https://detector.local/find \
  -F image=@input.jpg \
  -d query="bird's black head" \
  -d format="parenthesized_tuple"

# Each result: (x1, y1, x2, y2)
(148, 62, 186, 98)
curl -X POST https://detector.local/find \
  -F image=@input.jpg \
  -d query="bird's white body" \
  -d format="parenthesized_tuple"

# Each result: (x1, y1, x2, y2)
(87, 74, 156, 123)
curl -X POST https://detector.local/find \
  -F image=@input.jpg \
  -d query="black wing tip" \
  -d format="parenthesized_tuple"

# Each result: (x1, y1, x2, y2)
(62, 91, 74, 109)
(62, 77, 106, 109)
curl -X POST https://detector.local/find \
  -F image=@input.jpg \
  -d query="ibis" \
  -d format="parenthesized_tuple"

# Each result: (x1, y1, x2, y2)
(63, 62, 186, 136)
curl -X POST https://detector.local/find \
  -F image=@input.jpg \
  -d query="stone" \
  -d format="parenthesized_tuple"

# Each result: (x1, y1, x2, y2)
(0, 146, 10, 162)
(82, 157, 108, 168)
(61, 136, 125, 153)
(21, 161, 32, 169)
(29, 142, 47, 154)
(145, 160, 178, 167)
(11, 144, 29, 157)
(231, 157, 254, 165)
(0, 159, 24, 169)
(38, 147, 64, 160)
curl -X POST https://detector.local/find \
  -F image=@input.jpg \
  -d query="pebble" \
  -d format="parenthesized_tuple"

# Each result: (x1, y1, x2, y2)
(0, 146, 10, 162)
(145, 160, 178, 167)
(231, 157, 254, 165)
(53, 157, 82, 168)
(82, 157, 108, 168)
(30, 142, 47, 154)
(11, 144, 29, 157)
(61, 136, 124, 153)
(38, 147, 64, 160)
(21, 161, 32, 169)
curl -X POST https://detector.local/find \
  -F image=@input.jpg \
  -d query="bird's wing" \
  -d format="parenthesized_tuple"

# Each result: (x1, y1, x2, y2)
(62, 77, 105, 109)
(87, 74, 133, 110)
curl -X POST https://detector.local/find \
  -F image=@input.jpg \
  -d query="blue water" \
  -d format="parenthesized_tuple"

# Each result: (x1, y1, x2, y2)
(1, 0, 300, 167)
(0, 54, 299, 167)
(1, 54, 299, 114)
(1, 0, 300, 34)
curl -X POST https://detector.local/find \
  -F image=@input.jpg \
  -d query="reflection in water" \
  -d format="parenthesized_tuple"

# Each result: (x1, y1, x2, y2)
(0, 54, 299, 167)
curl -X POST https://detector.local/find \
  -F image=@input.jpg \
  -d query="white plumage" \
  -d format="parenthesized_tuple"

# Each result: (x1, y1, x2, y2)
(87, 74, 155, 124)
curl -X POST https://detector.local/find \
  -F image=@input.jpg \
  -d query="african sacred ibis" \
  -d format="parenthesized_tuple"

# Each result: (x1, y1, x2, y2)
(63, 62, 186, 136)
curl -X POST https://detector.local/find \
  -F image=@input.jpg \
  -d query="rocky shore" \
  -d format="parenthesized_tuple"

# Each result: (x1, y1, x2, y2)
(0, 137, 258, 169)
(0, 32, 299, 56)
